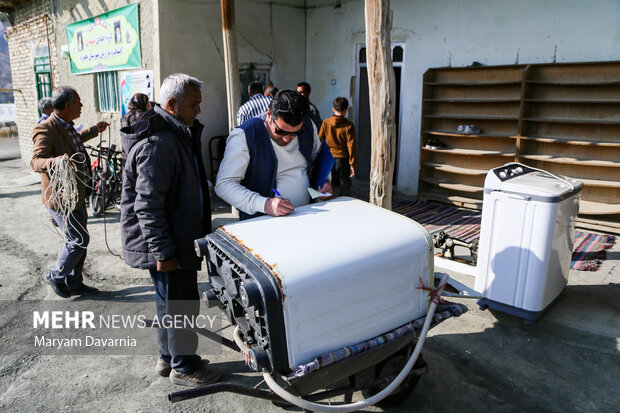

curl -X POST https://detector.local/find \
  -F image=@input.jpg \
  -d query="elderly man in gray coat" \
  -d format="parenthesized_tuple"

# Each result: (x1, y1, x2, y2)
(120, 73, 218, 387)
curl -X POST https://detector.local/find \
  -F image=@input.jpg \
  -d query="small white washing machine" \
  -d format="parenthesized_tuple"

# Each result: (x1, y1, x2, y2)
(475, 163, 582, 322)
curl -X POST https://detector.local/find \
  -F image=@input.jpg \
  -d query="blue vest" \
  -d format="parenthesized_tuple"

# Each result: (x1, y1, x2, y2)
(239, 116, 314, 220)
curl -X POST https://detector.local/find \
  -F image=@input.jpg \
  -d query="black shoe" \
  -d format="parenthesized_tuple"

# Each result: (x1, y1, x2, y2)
(46, 274, 71, 298)
(68, 283, 100, 296)
(425, 137, 447, 149)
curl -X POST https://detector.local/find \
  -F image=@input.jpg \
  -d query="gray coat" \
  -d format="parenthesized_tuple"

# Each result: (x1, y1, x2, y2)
(120, 105, 211, 271)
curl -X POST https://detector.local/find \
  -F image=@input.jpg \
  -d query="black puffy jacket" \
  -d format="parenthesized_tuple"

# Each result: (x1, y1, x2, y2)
(120, 105, 211, 270)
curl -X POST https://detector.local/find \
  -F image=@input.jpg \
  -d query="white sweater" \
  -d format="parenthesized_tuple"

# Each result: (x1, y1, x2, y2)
(215, 122, 323, 215)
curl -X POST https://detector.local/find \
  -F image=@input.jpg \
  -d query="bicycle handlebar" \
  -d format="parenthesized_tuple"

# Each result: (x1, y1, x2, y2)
(86, 144, 122, 158)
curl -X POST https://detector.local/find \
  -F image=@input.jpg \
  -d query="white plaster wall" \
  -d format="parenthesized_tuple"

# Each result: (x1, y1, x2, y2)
(305, 0, 620, 195)
(158, 0, 306, 141)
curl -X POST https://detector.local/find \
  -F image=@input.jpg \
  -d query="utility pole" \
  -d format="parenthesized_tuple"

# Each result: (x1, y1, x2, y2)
(221, 0, 240, 131)
(364, 0, 396, 209)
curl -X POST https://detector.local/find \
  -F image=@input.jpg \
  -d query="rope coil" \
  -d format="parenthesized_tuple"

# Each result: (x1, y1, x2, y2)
(47, 155, 79, 225)
(44, 154, 89, 248)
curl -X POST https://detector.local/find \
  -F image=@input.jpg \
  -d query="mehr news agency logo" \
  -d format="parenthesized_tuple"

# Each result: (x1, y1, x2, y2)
(32, 310, 218, 349)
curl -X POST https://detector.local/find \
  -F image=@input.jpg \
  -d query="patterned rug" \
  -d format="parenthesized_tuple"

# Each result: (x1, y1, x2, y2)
(392, 199, 482, 243)
(391, 199, 616, 271)
(571, 231, 617, 271)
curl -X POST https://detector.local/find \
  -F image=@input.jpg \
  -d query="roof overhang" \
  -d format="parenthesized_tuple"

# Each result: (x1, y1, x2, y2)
(0, 0, 29, 14)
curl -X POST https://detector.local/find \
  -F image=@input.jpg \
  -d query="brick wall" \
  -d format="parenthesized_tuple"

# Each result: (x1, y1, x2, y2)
(7, 0, 159, 165)
(6, 0, 58, 164)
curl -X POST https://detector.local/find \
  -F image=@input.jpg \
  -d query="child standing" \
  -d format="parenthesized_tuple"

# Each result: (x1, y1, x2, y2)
(318, 97, 357, 196)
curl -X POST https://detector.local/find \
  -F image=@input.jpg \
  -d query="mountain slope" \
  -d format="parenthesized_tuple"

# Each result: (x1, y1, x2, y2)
(0, 21, 14, 103)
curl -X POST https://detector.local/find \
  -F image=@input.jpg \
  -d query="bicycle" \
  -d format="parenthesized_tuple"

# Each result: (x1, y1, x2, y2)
(87, 142, 124, 217)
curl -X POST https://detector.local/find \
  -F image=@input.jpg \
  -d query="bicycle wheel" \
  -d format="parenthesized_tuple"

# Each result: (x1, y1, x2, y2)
(108, 169, 121, 211)
(90, 173, 105, 217)
(110, 180, 121, 211)
(110, 158, 123, 211)
(361, 348, 426, 407)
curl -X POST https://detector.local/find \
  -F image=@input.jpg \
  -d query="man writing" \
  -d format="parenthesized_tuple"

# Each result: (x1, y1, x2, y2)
(216, 89, 331, 220)
(31, 86, 109, 298)
(120, 73, 218, 386)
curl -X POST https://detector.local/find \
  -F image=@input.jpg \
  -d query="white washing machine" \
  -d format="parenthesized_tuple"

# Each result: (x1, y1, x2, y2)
(475, 163, 582, 323)
(201, 198, 434, 372)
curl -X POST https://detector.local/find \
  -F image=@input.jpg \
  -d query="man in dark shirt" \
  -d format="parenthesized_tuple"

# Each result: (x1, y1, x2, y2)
(297, 81, 322, 132)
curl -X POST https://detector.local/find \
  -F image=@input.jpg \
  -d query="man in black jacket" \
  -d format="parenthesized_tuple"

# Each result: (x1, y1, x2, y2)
(297, 81, 322, 132)
(120, 73, 218, 387)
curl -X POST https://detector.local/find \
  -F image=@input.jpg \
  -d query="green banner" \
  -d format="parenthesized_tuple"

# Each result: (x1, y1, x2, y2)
(66, 4, 141, 75)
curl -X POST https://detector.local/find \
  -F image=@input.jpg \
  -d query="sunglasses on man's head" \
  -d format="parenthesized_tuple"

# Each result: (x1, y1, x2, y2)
(272, 118, 304, 137)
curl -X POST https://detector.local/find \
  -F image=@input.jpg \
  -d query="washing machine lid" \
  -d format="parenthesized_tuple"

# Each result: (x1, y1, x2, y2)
(219, 197, 432, 286)
(485, 164, 583, 202)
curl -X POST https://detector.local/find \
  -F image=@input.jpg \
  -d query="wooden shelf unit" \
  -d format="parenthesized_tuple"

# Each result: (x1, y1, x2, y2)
(423, 98, 521, 103)
(523, 117, 620, 125)
(526, 80, 620, 86)
(424, 81, 522, 86)
(423, 130, 516, 139)
(423, 114, 520, 121)
(420, 61, 620, 232)
(520, 135, 620, 147)
(524, 99, 620, 104)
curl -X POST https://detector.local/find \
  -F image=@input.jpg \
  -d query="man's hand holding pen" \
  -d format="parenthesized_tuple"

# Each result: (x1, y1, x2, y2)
(265, 188, 295, 217)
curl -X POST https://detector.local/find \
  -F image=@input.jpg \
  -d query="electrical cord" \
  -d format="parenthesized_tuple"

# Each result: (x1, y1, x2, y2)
(101, 194, 121, 258)
(46, 131, 123, 259)
(97, 128, 123, 259)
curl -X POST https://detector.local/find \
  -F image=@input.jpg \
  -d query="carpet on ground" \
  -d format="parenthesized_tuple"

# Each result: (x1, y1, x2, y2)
(391, 199, 616, 271)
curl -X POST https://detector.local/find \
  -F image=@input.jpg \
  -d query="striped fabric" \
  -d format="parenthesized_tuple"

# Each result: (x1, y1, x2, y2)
(288, 303, 467, 378)
(571, 231, 616, 271)
(236, 94, 271, 126)
(391, 199, 616, 271)
(392, 199, 481, 243)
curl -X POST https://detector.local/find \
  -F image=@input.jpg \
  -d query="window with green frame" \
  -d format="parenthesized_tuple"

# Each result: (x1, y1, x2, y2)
(97, 71, 120, 112)
(34, 56, 52, 116)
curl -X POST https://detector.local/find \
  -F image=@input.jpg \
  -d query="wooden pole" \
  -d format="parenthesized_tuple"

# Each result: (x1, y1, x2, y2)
(364, 0, 396, 209)
(221, 0, 240, 131)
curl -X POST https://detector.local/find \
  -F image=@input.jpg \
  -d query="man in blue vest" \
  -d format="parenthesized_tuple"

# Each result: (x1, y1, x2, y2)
(215, 89, 332, 220)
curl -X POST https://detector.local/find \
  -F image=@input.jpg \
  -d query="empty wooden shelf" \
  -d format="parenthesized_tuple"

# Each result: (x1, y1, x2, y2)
(421, 61, 620, 233)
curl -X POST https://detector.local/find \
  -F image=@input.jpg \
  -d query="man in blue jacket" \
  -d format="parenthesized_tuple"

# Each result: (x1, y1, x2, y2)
(120, 73, 218, 387)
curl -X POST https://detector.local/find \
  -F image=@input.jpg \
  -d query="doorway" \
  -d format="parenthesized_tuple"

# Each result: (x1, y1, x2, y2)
(355, 44, 404, 183)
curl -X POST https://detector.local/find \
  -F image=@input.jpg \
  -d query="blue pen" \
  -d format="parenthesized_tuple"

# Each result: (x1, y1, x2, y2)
(273, 188, 283, 198)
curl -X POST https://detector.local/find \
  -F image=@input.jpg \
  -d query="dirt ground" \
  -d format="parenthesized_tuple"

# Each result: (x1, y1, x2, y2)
(0, 138, 618, 412)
